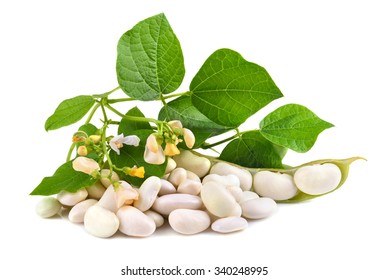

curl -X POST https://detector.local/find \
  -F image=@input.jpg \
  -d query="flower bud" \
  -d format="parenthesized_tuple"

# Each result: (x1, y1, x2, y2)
(183, 128, 195, 149)
(123, 166, 145, 178)
(89, 135, 101, 144)
(164, 143, 180, 156)
(77, 145, 88, 156)
(168, 120, 183, 130)
(72, 157, 100, 175)
(72, 131, 88, 143)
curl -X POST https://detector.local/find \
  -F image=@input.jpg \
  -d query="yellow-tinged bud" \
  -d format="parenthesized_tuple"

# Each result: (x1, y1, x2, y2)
(124, 166, 145, 178)
(164, 143, 180, 156)
(72, 131, 88, 143)
(89, 135, 101, 144)
(183, 128, 195, 149)
(77, 145, 88, 156)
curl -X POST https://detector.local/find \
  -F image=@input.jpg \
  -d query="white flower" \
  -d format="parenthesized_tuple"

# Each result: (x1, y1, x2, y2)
(144, 144, 166, 165)
(115, 181, 139, 208)
(109, 133, 140, 155)
(183, 128, 195, 149)
(72, 157, 99, 175)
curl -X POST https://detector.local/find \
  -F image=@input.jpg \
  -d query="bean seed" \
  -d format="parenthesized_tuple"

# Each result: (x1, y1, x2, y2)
(152, 194, 203, 216)
(36, 197, 62, 218)
(169, 209, 210, 235)
(173, 150, 211, 178)
(68, 199, 98, 223)
(240, 197, 277, 219)
(210, 162, 252, 191)
(57, 188, 88, 207)
(253, 171, 298, 200)
(117, 206, 156, 237)
(84, 205, 119, 238)
(211, 217, 248, 233)
(293, 163, 342, 195)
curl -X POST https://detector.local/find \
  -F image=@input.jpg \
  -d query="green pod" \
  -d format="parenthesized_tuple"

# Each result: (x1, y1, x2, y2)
(248, 157, 365, 203)
(190, 151, 364, 203)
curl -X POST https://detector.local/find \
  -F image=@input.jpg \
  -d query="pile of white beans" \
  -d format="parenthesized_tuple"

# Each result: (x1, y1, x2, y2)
(36, 150, 342, 238)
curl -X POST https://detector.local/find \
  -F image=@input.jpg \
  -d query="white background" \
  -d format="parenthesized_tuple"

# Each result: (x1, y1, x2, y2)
(1, 0, 388, 279)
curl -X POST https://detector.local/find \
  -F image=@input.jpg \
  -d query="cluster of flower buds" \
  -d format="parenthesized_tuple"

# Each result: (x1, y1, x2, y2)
(144, 120, 195, 165)
(72, 131, 102, 157)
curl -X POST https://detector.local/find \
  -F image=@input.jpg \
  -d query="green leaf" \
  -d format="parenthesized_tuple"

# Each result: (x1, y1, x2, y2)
(45, 95, 95, 131)
(116, 13, 185, 101)
(190, 48, 283, 127)
(260, 104, 334, 152)
(78, 123, 98, 136)
(219, 131, 283, 168)
(158, 96, 233, 148)
(30, 161, 98, 196)
(118, 107, 152, 135)
(110, 129, 167, 186)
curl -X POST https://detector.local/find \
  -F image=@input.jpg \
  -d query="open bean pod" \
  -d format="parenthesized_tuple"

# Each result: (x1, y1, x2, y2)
(252, 157, 364, 203)
(191, 151, 365, 203)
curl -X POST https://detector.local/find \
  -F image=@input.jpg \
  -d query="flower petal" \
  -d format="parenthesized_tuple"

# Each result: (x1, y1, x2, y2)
(109, 140, 121, 155)
(144, 146, 166, 165)
(122, 135, 140, 147)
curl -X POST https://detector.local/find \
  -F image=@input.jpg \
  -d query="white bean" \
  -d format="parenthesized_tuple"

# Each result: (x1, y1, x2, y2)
(86, 182, 106, 200)
(210, 162, 252, 191)
(35, 197, 62, 218)
(84, 205, 119, 238)
(177, 179, 202, 195)
(240, 197, 277, 219)
(211, 217, 248, 233)
(117, 206, 156, 237)
(253, 171, 298, 200)
(134, 176, 161, 212)
(201, 181, 241, 218)
(159, 179, 176, 195)
(173, 150, 211, 178)
(152, 194, 203, 216)
(293, 163, 342, 195)
(68, 199, 98, 223)
(165, 157, 177, 174)
(144, 210, 165, 228)
(57, 188, 88, 206)
(169, 209, 210, 235)
(167, 168, 187, 187)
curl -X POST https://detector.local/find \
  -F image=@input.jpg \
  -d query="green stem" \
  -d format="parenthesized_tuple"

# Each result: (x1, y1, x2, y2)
(201, 134, 239, 149)
(105, 103, 162, 125)
(84, 103, 100, 124)
(66, 143, 76, 162)
(92, 86, 121, 98)
(200, 129, 260, 149)
(107, 97, 136, 104)
(100, 104, 113, 175)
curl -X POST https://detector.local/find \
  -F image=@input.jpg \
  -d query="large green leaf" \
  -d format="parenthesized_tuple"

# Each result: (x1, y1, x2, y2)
(158, 96, 232, 148)
(260, 104, 334, 152)
(118, 107, 152, 135)
(110, 129, 167, 186)
(30, 161, 98, 196)
(190, 48, 283, 127)
(45, 95, 95, 131)
(219, 131, 283, 168)
(116, 13, 185, 100)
